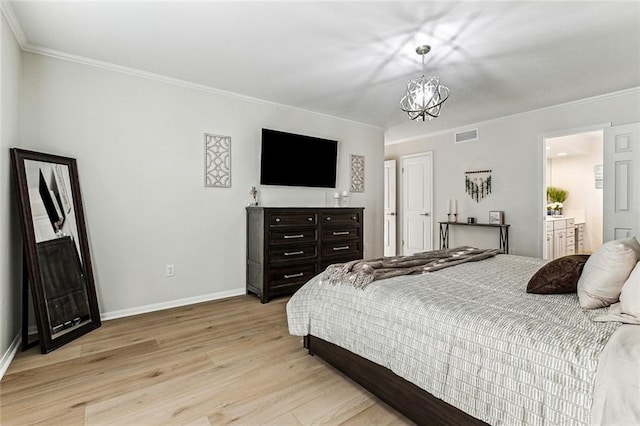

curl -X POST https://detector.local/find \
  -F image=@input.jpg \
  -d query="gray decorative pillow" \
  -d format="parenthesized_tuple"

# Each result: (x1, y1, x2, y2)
(527, 255, 590, 294)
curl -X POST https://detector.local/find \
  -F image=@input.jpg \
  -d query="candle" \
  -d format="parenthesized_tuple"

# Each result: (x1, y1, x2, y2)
(452, 199, 457, 214)
(447, 199, 452, 214)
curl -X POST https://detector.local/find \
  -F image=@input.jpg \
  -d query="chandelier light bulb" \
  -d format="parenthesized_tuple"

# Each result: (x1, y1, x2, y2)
(400, 45, 450, 121)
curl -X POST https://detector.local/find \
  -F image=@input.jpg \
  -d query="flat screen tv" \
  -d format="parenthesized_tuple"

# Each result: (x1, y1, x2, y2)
(260, 128, 338, 188)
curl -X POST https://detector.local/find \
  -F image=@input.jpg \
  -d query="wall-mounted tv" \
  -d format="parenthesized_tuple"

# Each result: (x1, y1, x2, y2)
(260, 128, 338, 188)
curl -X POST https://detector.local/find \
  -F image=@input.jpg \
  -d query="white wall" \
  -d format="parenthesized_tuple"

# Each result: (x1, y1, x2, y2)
(385, 89, 640, 257)
(20, 52, 385, 317)
(0, 10, 23, 373)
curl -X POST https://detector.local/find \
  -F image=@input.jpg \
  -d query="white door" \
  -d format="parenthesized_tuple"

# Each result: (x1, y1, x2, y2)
(401, 152, 433, 255)
(604, 122, 640, 241)
(383, 159, 397, 256)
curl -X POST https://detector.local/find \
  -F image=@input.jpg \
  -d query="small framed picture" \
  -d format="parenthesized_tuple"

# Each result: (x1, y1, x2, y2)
(489, 211, 504, 225)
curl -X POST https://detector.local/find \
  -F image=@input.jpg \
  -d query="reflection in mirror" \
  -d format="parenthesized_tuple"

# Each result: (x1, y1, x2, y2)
(24, 160, 91, 337)
(11, 148, 101, 353)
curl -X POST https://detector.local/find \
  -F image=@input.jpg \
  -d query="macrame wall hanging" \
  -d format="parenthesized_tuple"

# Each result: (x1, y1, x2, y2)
(465, 169, 492, 202)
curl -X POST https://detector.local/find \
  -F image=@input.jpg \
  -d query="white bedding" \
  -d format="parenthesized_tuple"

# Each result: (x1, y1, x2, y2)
(287, 254, 639, 426)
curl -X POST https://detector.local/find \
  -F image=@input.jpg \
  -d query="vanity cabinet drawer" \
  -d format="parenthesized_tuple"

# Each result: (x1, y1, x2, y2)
(553, 219, 567, 231)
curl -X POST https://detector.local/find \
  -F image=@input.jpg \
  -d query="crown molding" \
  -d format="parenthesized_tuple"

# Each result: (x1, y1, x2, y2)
(385, 86, 640, 145)
(0, 1, 26, 48)
(20, 44, 382, 131)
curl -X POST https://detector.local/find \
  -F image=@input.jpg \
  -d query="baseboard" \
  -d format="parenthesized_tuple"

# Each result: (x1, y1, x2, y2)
(0, 333, 21, 381)
(100, 287, 247, 321)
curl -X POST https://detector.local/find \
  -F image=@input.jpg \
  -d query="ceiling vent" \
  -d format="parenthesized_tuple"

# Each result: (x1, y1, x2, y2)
(455, 129, 478, 143)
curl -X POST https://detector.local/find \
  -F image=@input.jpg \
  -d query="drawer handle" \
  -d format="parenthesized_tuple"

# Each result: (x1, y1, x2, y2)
(284, 251, 304, 256)
(307, 217, 313, 221)
(333, 231, 350, 236)
(275, 218, 281, 223)
(352, 216, 357, 220)
(284, 234, 304, 239)
(325, 217, 331, 221)
(284, 272, 304, 279)
(333, 246, 350, 251)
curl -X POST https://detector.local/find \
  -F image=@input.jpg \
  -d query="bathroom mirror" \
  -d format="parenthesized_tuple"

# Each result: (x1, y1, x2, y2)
(10, 148, 101, 353)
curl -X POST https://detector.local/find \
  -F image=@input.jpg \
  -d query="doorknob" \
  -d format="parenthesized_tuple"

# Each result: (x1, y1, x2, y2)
(420, 212, 430, 216)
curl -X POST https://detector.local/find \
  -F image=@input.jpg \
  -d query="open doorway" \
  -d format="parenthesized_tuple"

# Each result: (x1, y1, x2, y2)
(543, 130, 604, 259)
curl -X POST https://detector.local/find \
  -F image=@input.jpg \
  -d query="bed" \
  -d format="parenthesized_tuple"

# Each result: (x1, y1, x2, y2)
(286, 247, 640, 426)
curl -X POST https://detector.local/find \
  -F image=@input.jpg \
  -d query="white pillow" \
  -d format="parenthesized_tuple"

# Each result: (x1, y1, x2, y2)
(619, 261, 640, 320)
(577, 237, 640, 309)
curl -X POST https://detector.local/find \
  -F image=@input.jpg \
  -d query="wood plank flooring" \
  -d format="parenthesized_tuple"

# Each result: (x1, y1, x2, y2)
(0, 295, 412, 425)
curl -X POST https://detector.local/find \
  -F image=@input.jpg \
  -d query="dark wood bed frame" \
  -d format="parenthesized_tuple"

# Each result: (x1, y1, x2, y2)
(304, 335, 488, 426)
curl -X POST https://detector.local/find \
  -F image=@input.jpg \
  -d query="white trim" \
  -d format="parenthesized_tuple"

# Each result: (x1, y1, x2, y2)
(0, 333, 21, 381)
(19, 45, 381, 130)
(0, 1, 27, 48)
(100, 287, 246, 321)
(385, 87, 640, 145)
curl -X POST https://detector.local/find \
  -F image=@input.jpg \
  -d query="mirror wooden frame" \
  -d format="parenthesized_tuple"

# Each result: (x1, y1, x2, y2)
(10, 148, 101, 353)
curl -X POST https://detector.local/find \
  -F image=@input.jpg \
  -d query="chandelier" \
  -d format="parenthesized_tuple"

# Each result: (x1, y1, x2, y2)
(400, 45, 450, 121)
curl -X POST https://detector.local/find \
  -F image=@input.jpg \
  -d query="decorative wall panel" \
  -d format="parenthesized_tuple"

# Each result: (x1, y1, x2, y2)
(350, 154, 364, 192)
(204, 133, 231, 188)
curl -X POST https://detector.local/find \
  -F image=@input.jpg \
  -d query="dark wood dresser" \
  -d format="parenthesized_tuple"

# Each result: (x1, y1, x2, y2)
(246, 207, 364, 303)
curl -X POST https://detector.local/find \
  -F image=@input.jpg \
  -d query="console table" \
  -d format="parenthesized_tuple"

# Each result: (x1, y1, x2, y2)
(439, 221, 510, 253)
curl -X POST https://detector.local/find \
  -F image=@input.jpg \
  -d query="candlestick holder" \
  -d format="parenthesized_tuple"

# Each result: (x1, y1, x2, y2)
(447, 213, 458, 222)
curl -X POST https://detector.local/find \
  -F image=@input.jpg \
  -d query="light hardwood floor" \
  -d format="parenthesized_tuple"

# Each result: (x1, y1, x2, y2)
(0, 295, 412, 425)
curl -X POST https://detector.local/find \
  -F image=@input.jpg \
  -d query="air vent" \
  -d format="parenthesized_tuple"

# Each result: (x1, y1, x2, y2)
(455, 129, 478, 143)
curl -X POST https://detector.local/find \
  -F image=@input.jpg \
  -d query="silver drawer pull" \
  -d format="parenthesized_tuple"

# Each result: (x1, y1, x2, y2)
(307, 217, 313, 221)
(284, 251, 304, 256)
(352, 216, 357, 220)
(275, 218, 281, 223)
(333, 246, 350, 251)
(325, 217, 331, 221)
(332, 231, 350, 236)
(284, 272, 304, 279)
(284, 234, 304, 239)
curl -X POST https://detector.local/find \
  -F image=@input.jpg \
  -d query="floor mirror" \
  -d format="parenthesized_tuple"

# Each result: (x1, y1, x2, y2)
(10, 148, 101, 353)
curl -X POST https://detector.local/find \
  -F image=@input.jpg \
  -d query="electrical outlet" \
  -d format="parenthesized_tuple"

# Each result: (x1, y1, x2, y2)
(166, 264, 175, 277)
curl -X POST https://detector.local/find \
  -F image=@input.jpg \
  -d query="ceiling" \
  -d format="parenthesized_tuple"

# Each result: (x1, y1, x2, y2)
(546, 131, 602, 159)
(4, 1, 640, 133)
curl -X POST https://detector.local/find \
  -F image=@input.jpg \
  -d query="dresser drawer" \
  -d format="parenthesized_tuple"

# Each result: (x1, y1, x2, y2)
(269, 263, 318, 289)
(321, 226, 361, 242)
(321, 239, 361, 258)
(269, 227, 317, 245)
(269, 243, 318, 263)
(320, 211, 361, 226)
(268, 212, 317, 227)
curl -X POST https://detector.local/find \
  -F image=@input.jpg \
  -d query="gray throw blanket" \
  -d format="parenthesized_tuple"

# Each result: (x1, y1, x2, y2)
(324, 246, 501, 289)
